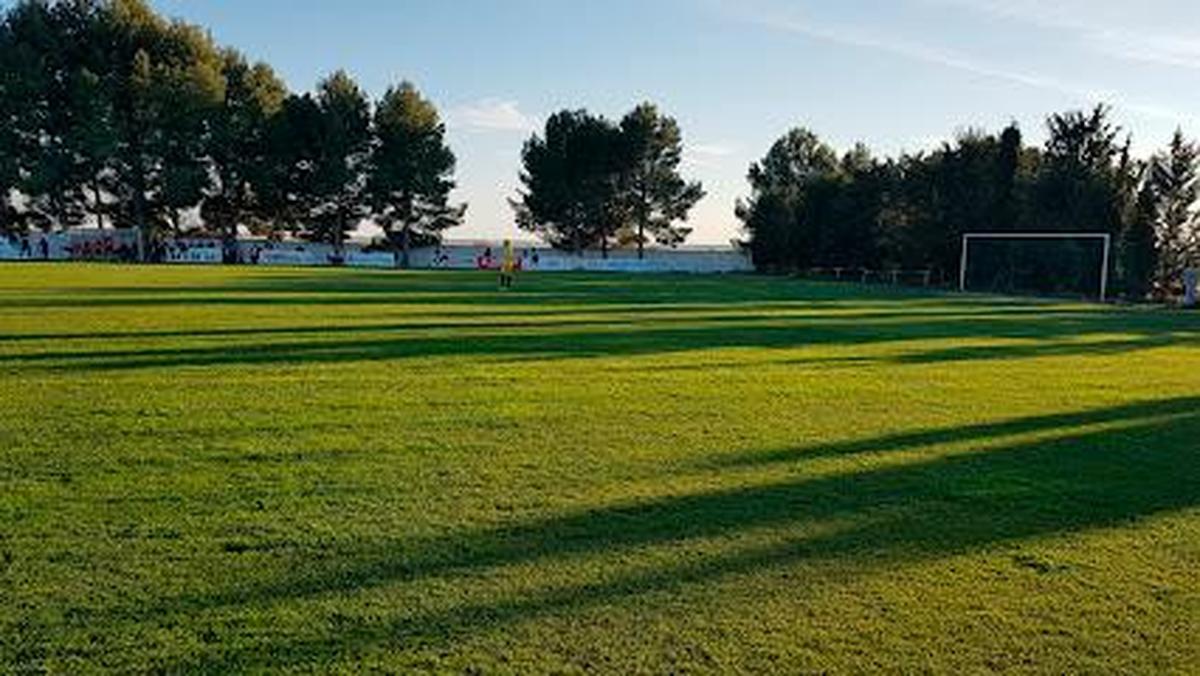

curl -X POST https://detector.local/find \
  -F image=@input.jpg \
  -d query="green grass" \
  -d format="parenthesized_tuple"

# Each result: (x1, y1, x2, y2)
(2, 263, 1198, 673)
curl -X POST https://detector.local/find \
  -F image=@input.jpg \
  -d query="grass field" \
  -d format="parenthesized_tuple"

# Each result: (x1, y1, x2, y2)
(2, 264, 1199, 673)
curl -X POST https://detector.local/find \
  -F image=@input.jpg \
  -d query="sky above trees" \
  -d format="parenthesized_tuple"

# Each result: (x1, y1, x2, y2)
(68, 0, 1200, 243)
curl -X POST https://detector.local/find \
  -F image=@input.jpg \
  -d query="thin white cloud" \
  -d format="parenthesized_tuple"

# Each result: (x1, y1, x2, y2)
(1090, 30, 1200, 71)
(735, 6, 1077, 94)
(691, 143, 738, 157)
(691, 142, 734, 157)
(449, 98, 538, 134)
(685, 142, 740, 170)
(921, 0, 1200, 71)
(724, 1, 1195, 125)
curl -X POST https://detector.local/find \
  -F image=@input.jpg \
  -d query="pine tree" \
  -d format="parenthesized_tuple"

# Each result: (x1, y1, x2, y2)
(368, 82, 463, 268)
(305, 70, 372, 253)
(105, 0, 226, 258)
(617, 103, 704, 258)
(202, 50, 287, 261)
(513, 110, 624, 255)
(1148, 129, 1200, 290)
(1121, 181, 1160, 300)
(736, 128, 838, 269)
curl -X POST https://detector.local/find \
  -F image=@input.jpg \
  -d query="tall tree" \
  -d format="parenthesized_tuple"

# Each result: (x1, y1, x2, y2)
(1034, 105, 1124, 233)
(827, 143, 885, 268)
(735, 128, 838, 269)
(368, 82, 463, 268)
(513, 110, 624, 255)
(66, 66, 119, 230)
(617, 103, 704, 258)
(0, 9, 28, 236)
(3, 0, 87, 232)
(53, 0, 118, 231)
(994, 123, 1023, 232)
(1148, 130, 1200, 288)
(303, 70, 371, 252)
(1122, 180, 1160, 300)
(103, 0, 225, 258)
(202, 49, 287, 261)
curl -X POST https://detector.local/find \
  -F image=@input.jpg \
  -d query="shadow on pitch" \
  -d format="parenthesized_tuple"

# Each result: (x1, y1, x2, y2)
(0, 305, 1108, 345)
(2, 307, 1195, 372)
(3, 268, 1059, 312)
(161, 396, 1200, 671)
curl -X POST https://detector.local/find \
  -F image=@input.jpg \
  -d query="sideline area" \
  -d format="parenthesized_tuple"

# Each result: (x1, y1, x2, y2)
(0, 232, 753, 273)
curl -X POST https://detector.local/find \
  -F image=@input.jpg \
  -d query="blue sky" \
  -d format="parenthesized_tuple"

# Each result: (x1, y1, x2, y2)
(140, 1, 1200, 242)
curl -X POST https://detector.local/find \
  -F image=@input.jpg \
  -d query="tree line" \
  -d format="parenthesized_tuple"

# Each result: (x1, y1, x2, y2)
(3, 1, 1197, 298)
(0, 0, 463, 266)
(737, 107, 1199, 299)
(0, 0, 710, 265)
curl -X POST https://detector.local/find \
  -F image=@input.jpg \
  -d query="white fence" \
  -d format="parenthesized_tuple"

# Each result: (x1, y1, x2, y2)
(239, 242, 751, 273)
(408, 243, 752, 274)
(1, 233, 753, 274)
(165, 247, 222, 265)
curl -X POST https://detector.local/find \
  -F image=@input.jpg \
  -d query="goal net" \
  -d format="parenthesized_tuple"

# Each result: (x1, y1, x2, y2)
(959, 232, 1112, 301)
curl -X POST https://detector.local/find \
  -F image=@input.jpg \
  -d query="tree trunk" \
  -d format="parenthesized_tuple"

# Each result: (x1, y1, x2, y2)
(223, 216, 238, 264)
(396, 222, 408, 269)
(130, 145, 148, 262)
(335, 210, 345, 256)
(637, 185, 649, 260)
(133, 188, 146, 263)
(93, 181, 105, 230)
(225, 189, 245, 264)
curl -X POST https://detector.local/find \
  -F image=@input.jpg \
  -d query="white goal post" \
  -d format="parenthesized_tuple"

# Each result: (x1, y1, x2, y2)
(959, 232, 1112, 302)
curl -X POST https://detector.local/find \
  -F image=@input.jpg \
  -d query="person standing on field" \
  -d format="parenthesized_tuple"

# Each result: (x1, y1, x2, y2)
(499, 239, 516, 289)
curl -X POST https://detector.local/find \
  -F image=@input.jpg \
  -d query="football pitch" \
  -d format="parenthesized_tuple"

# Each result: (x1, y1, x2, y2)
(2, 264, 1198, 673)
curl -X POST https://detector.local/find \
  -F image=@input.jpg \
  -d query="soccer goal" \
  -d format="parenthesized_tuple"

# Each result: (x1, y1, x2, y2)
(959, 232, 1112, 302)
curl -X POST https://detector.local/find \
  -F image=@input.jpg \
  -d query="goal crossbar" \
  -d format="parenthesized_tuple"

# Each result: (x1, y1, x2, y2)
(959, 232, 1112, 302)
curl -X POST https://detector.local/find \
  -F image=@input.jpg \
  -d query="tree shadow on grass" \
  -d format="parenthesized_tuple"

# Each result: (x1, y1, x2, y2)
(710, 396, 1200, 470)
(3, 308, 1196, 372)
(3, 269, 1072, 311)
(0, 305, 1106, 345)
(155, 397, 1200, 671)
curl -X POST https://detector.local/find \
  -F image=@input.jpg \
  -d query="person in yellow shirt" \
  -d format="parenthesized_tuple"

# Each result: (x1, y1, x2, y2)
(499, 239, 516, 289)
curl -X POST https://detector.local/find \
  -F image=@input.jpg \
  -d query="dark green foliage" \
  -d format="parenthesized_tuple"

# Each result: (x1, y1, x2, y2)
(1030, 106, 1125, 237)
(201, 50, 287, 261)
(618, 103, 704, 258)
(514, 105, 704, 256)
(513, 110, 627, 255)
(1147, 130, 1200, 290)
(735, 128, 839, 270)
(368, 82, 464, 268)
(0, 1, 462, 253)
(102, 0, 227, 256)
(2, 0, 93, 231)
(263, 71, 374, 251)
(265, 93, 325, 235)
(1121, 183, 1160, 300)
(302, 71, 372, 250)
(0, 11, 27, 235)
(738, 108, 1194, 301)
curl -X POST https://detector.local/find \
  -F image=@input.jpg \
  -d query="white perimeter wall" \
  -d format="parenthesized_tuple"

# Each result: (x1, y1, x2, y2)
(0, 233, 753, 274)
